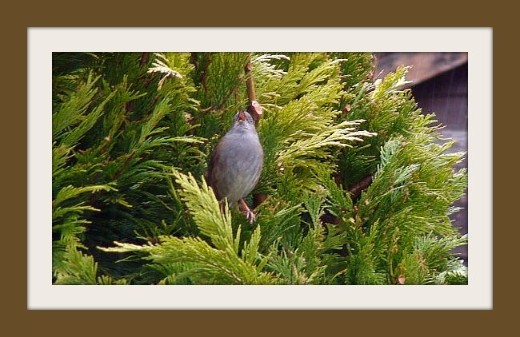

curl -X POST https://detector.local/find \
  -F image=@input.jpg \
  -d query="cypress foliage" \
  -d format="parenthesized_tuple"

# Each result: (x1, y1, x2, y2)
(52, 52, 467, 285)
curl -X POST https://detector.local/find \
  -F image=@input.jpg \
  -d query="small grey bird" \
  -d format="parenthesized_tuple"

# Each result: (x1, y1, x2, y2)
(207, 111, 263, 222)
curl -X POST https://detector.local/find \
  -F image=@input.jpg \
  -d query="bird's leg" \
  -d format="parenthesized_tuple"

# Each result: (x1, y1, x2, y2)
(238, 198, 256, 223)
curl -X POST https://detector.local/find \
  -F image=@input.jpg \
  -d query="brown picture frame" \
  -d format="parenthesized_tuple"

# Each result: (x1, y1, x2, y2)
(7, 1, 506, 335)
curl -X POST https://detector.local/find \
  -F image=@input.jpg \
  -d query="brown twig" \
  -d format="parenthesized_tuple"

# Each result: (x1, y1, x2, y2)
(253, 193, 268, 207)
(139, 52, 150, 67)
(348, 175, 373, 198)
(320, 174, 374, 225)
(244, 60, 256, 102)
(244, 54, 262, 125)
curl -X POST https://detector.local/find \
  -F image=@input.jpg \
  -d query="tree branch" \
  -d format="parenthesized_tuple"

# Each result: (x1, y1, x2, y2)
(348, 175, 373, 198)
(244, 54, 262, 125)
(320, 174, 374, 225)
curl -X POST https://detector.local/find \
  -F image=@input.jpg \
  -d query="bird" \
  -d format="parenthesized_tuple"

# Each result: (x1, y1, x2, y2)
(207, 110, 263, 222)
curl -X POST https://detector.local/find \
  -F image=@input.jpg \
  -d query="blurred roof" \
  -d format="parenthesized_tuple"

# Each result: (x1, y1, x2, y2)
(373, 52, 468, 88)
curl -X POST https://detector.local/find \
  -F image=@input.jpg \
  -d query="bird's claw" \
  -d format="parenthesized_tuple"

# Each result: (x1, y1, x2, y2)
(238, 199, 256, 223)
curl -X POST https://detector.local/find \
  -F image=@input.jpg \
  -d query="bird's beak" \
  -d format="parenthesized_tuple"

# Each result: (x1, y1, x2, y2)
(238, 111, 246, 122)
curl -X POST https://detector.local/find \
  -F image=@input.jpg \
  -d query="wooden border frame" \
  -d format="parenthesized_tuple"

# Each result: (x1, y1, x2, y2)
(6, 1, 507, 335)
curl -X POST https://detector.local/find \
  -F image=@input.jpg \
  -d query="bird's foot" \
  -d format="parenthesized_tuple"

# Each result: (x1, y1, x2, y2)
(238, 199, 256, 223)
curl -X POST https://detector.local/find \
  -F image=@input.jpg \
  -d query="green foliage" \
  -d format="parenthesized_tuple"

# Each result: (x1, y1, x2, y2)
(101, 170, 277, 284)
(52, 52, 467, 285)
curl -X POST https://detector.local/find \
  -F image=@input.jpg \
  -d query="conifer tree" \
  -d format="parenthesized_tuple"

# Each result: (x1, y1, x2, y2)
(52, 52, 467, 285)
